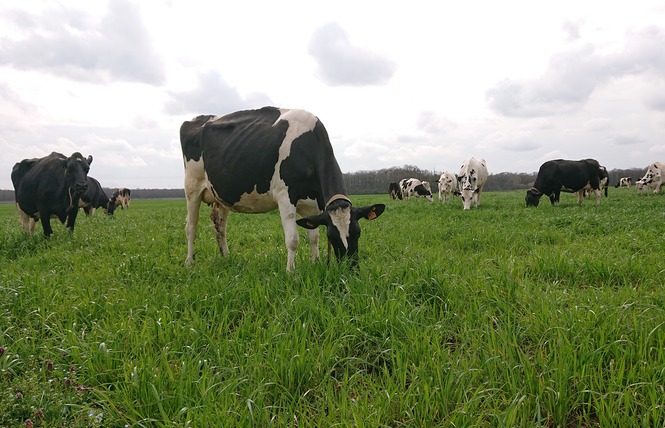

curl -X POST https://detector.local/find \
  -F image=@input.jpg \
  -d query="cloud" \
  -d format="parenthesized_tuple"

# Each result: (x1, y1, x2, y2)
(486, 25, 665, 117)
(308, 22, 396, 86)
(0, 1, 165, 84)
(164, 70, 273, 115)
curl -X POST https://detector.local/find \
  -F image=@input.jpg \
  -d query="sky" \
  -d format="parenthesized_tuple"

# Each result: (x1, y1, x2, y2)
(1, 0, 665, 190)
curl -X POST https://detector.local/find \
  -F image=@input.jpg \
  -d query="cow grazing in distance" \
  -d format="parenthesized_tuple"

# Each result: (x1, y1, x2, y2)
(456, 158, 488, 210)
(581, 165, 609, 198)
(615, 177, 632, 188)
(11, 152, 93, 236)
(79, 176, 117, 216)
(180, 107, 385, 272)
(636, 162, 664, 194)
(388, 182, 402, 200)
(437, 171, 456, 202)
(526, 158, 605, 207)
(112, 188, 131, 209)
(399, 178, 433, 201)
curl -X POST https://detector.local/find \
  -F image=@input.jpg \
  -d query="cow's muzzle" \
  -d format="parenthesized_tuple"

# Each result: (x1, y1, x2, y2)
(76, 182, 88, 193)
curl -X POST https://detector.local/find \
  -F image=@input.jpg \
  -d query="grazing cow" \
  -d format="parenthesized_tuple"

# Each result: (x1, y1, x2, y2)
(11, 152, 93, 236)
(399, 178, 433, 201)
(436, 171, 456, 202)
(456, 158, 488, 210)
(79, 176, 117, 216)
(614, 177, 632, 188)
(388, 182, 402, 200)
(180, 107, 385, 272)
(112, 188, 131, 209)
(526, 158, 605, 207)
(581, 165, 609, 198)
(636, 162, 664, 194)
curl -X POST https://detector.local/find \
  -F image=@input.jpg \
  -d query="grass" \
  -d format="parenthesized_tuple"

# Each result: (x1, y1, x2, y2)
(1, 188, 664, 427)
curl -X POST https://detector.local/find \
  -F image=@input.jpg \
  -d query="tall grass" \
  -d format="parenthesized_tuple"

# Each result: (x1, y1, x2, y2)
(1, 189, 664, 426)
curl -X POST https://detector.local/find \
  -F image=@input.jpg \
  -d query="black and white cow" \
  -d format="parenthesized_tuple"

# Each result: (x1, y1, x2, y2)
(636, 162, 664, 194)
(526, 158, 605, 207)
(456, 157, 488, 210)
(436, 171, 456, 202)
(12, 152, 93, 236)
(388, 182, 402, 200)
(180, 107, 385, 271)
(79, 176, 117, 216)
(614, 177, 632, 188)
(399, 178, 433, 201)
(111, 188, 131, 209)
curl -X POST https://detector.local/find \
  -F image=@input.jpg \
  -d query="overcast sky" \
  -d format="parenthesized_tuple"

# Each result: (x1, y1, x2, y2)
(1, 1, 664, 189)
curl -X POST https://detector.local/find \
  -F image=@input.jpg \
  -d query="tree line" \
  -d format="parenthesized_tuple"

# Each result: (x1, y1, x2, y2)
(0, 166, 650, 203)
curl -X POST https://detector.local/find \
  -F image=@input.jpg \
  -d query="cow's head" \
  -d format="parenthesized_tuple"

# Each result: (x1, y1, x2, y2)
(105, 198, 117, 215)
(296, 197, 385, 268)
(456, 170, 478, 209)
(525, 187, 543, 207)
(62, 152, 93, 195)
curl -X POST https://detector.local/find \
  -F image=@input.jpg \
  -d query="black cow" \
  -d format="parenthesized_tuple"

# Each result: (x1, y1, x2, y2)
(12, 152, 93, 236)
(388, 182, 402, 200)
(79, 176, 117, 216)
(111, 188, 131, 209)
(180, 106, 385, 271)
(526, 158, 605, 207)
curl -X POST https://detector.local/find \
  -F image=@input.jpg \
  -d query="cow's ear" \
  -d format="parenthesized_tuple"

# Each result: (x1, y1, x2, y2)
(296, 213, 328, 229)
(354, 204, 385, 221)
(86, 155, 93, 166)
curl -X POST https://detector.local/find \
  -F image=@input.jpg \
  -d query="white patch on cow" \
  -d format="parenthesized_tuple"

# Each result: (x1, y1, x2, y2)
(229, 186, 279, 213)
(329, 206, 351, 249)
(270, 109, 319, 204)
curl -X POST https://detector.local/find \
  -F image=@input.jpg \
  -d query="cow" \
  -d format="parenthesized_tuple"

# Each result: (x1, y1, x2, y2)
(399, 178, 433, 201)
(180, 107, 385, 272)
(455, 157, 488, 210)
(79, 176, 117, 216)
(388, 182, 402, 200)
(11, 152, 93, 236)
(112, 188, 131, 209)
(436, 171, 456, 202)
(636, 162, 664, 194)
(614, 177, 632, 188)
(525, 158, 605, 207)
(581, 165, 609, 198)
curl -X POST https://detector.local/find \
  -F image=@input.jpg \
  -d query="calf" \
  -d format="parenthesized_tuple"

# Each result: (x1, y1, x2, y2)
(614, 177, 632, 188)
(112, 188, 131, 209)
(180, 107, 385, 272)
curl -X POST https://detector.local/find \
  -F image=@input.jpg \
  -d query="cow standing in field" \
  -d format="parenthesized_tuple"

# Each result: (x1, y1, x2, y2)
(112, 188, 131, 209)
(636, 162, 664, 194)
(11, 152, 93, 236)
(388, 182, 402, 200)
(436, 171, 456, 202)
(79, 176, 117, 216)
(526, 158, 605, 207)
(180, 107, 385, 272)
(615, 177, 632, 188)
(399, 178, 433, 201)
(456, 158, 488, 210)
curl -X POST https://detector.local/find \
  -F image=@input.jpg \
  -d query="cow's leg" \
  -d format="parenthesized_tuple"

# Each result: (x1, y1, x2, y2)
(297, 204, 321, 262)
(65, 203, 80, 232)
(40, 210, 53, 237)
(278, 202, 300, 272)
(209, 202, 230, 258)
(184, 190, 203, 266)
(577, 191, 584, 205)
(594, 189, 601, 205)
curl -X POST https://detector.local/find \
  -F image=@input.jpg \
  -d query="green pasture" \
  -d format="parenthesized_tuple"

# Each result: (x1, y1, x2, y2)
(1, 189, 664, 427)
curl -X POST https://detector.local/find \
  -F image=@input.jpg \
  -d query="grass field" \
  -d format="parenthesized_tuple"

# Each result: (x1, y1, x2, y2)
(1, 189, 664, 427)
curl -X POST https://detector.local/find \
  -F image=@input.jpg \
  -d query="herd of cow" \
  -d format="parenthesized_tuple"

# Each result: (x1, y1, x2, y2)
(8, 106, 664, 272)
(11, 152, 131, 236)
(390, 159, 664, 209)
